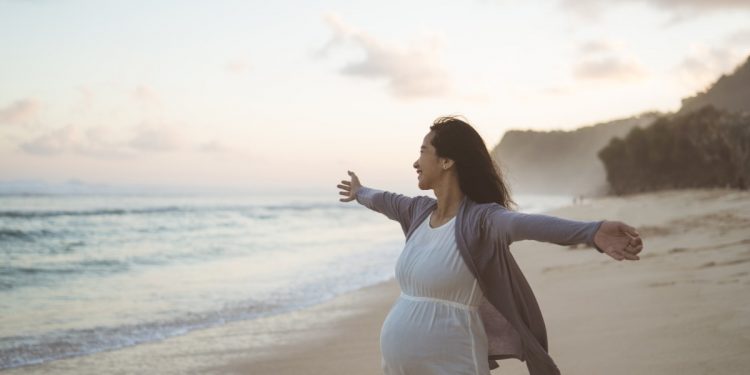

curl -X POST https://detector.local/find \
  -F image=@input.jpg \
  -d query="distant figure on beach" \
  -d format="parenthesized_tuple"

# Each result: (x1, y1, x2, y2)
(337, 116, 643, 375)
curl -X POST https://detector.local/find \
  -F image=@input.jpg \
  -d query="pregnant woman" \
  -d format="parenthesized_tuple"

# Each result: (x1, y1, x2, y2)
(336, 116, 643, 375)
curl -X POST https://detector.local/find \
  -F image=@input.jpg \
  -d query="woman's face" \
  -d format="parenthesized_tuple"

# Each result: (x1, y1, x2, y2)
(413, 131, 446, 190)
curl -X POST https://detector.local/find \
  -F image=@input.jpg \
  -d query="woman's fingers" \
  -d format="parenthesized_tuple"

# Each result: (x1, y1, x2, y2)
(626, 236, 644, 255)
(595, 221, 643, 261)
(348, 170, 361, 183)
(620, 244, 641, 260)
(632, 236, 643, 246)
(626, 245, 643, 255)
(621, 251, 639, 261)
(338, 171, 361, 203)
(609, 248, 625, 261)
(630, 244, 643, 255)
(615, 221, 640, 238)
(338, 173, 355, 202)
(621, 222, 644, 258)
(609, 247, 639, 261)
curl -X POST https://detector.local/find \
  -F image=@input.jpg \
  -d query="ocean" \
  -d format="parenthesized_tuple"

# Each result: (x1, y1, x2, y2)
(0, 191, 572, 370)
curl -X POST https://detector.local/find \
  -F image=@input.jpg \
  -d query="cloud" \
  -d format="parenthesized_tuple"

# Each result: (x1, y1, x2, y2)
(573, 40, 647, 81)
(638, 0, 750, 12)
(15, 85, 206, 158)
(541, 86, 572, 96)
(197, 140, 227, 153)
(128, 124, 183, 152)
(131, 84, 167, 125)
(317, 13, 451, 98)
(314, 14, 355, 59)
(20, 124, 132, 158)
(73, 86, 94, 112)
(132, 84, 162, 112)
(560, 0, 750, 20)
(133, 85, 159, 101)
(20, 121, 186, 157)
(0, 98, 40, 125)
(573, 57, 647, 81)
(21, 125, 77, 155)
(225, 59, 251, 74)
(578, 40, 616, 54)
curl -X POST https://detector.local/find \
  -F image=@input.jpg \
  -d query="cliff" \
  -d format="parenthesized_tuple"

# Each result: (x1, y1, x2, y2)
(491, 113, 659, 196)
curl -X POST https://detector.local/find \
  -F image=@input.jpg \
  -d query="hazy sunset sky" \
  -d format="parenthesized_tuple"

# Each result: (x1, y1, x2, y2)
(1, 0, 749, 193)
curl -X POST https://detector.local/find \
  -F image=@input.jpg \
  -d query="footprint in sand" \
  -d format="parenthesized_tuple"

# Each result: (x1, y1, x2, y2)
(647, 281, 676, 287)
(647, 279, 710, 287)
(698, 258, 750, 269)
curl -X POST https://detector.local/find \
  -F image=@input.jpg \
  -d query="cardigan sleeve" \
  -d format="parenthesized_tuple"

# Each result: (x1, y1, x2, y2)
(487, 206, 605, 252)
(354, 186, 421, 230)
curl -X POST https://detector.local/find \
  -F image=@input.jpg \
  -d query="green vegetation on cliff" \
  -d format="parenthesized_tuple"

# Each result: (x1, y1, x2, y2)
(598, 106, 750, 194)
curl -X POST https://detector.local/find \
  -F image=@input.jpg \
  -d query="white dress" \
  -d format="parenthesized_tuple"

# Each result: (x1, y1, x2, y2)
(380, 213, 490, 375)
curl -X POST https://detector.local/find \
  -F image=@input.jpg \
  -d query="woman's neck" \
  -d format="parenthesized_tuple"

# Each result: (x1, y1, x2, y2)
(432, 179, 465, 220)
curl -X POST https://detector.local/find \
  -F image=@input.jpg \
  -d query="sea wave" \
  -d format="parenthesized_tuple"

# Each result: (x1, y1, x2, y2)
(0, 228, 58, 240)
(0, 202, 349, 219)
(0, 271, 394, 370)
(0, 193, 393, 371)
(0, 298, 281, 370)
(0, 259, 131, 291)
(0, 207, 181, 219)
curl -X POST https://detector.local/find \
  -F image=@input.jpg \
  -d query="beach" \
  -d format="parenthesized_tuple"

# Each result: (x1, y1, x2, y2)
(5, 187, 750, 374)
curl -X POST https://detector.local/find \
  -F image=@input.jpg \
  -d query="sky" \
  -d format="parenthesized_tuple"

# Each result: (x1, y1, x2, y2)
(1, 0, 749, 194)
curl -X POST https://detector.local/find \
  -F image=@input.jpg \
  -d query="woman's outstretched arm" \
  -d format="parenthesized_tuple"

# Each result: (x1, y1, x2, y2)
(487, 207, 643, 261)
(337, 170, 420, 228)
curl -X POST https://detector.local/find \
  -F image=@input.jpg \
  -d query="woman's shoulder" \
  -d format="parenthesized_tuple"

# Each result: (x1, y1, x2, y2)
(411, 194, 435, 204)
(411, 194, 437, 211)
(466, 200, 505, 215)
(464, 200, 512, 234)
(462, 198, 499, 229)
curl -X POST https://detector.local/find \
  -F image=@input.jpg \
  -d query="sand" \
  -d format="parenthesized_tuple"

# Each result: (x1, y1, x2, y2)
(7, 188, 750, 374)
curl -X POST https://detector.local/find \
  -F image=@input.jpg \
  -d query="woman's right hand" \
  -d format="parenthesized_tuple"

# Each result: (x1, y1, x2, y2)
(337, 170, 362, 202)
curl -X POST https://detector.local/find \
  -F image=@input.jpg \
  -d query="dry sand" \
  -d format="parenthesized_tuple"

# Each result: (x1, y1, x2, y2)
(8, 188, 750, 374)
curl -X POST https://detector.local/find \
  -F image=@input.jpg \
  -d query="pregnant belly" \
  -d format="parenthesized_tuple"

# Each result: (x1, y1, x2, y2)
(380, 297, 479, 367)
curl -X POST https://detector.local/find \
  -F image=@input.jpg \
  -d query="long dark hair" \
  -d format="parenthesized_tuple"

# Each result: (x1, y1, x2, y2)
(429, 116, 517, 209)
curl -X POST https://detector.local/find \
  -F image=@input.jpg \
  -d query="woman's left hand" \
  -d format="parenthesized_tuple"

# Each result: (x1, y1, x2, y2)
(593, 221, 643, 261)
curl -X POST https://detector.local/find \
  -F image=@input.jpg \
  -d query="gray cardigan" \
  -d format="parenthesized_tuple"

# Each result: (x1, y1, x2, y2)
(356, 186, 604, 375)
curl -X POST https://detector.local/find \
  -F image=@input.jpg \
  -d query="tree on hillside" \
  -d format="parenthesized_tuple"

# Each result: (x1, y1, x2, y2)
(598, 106, 750, 194)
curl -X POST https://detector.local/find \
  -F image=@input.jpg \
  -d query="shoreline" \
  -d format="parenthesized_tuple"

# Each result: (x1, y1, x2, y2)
(6, 187, 750, 374)
(3, 278, 401, 375)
